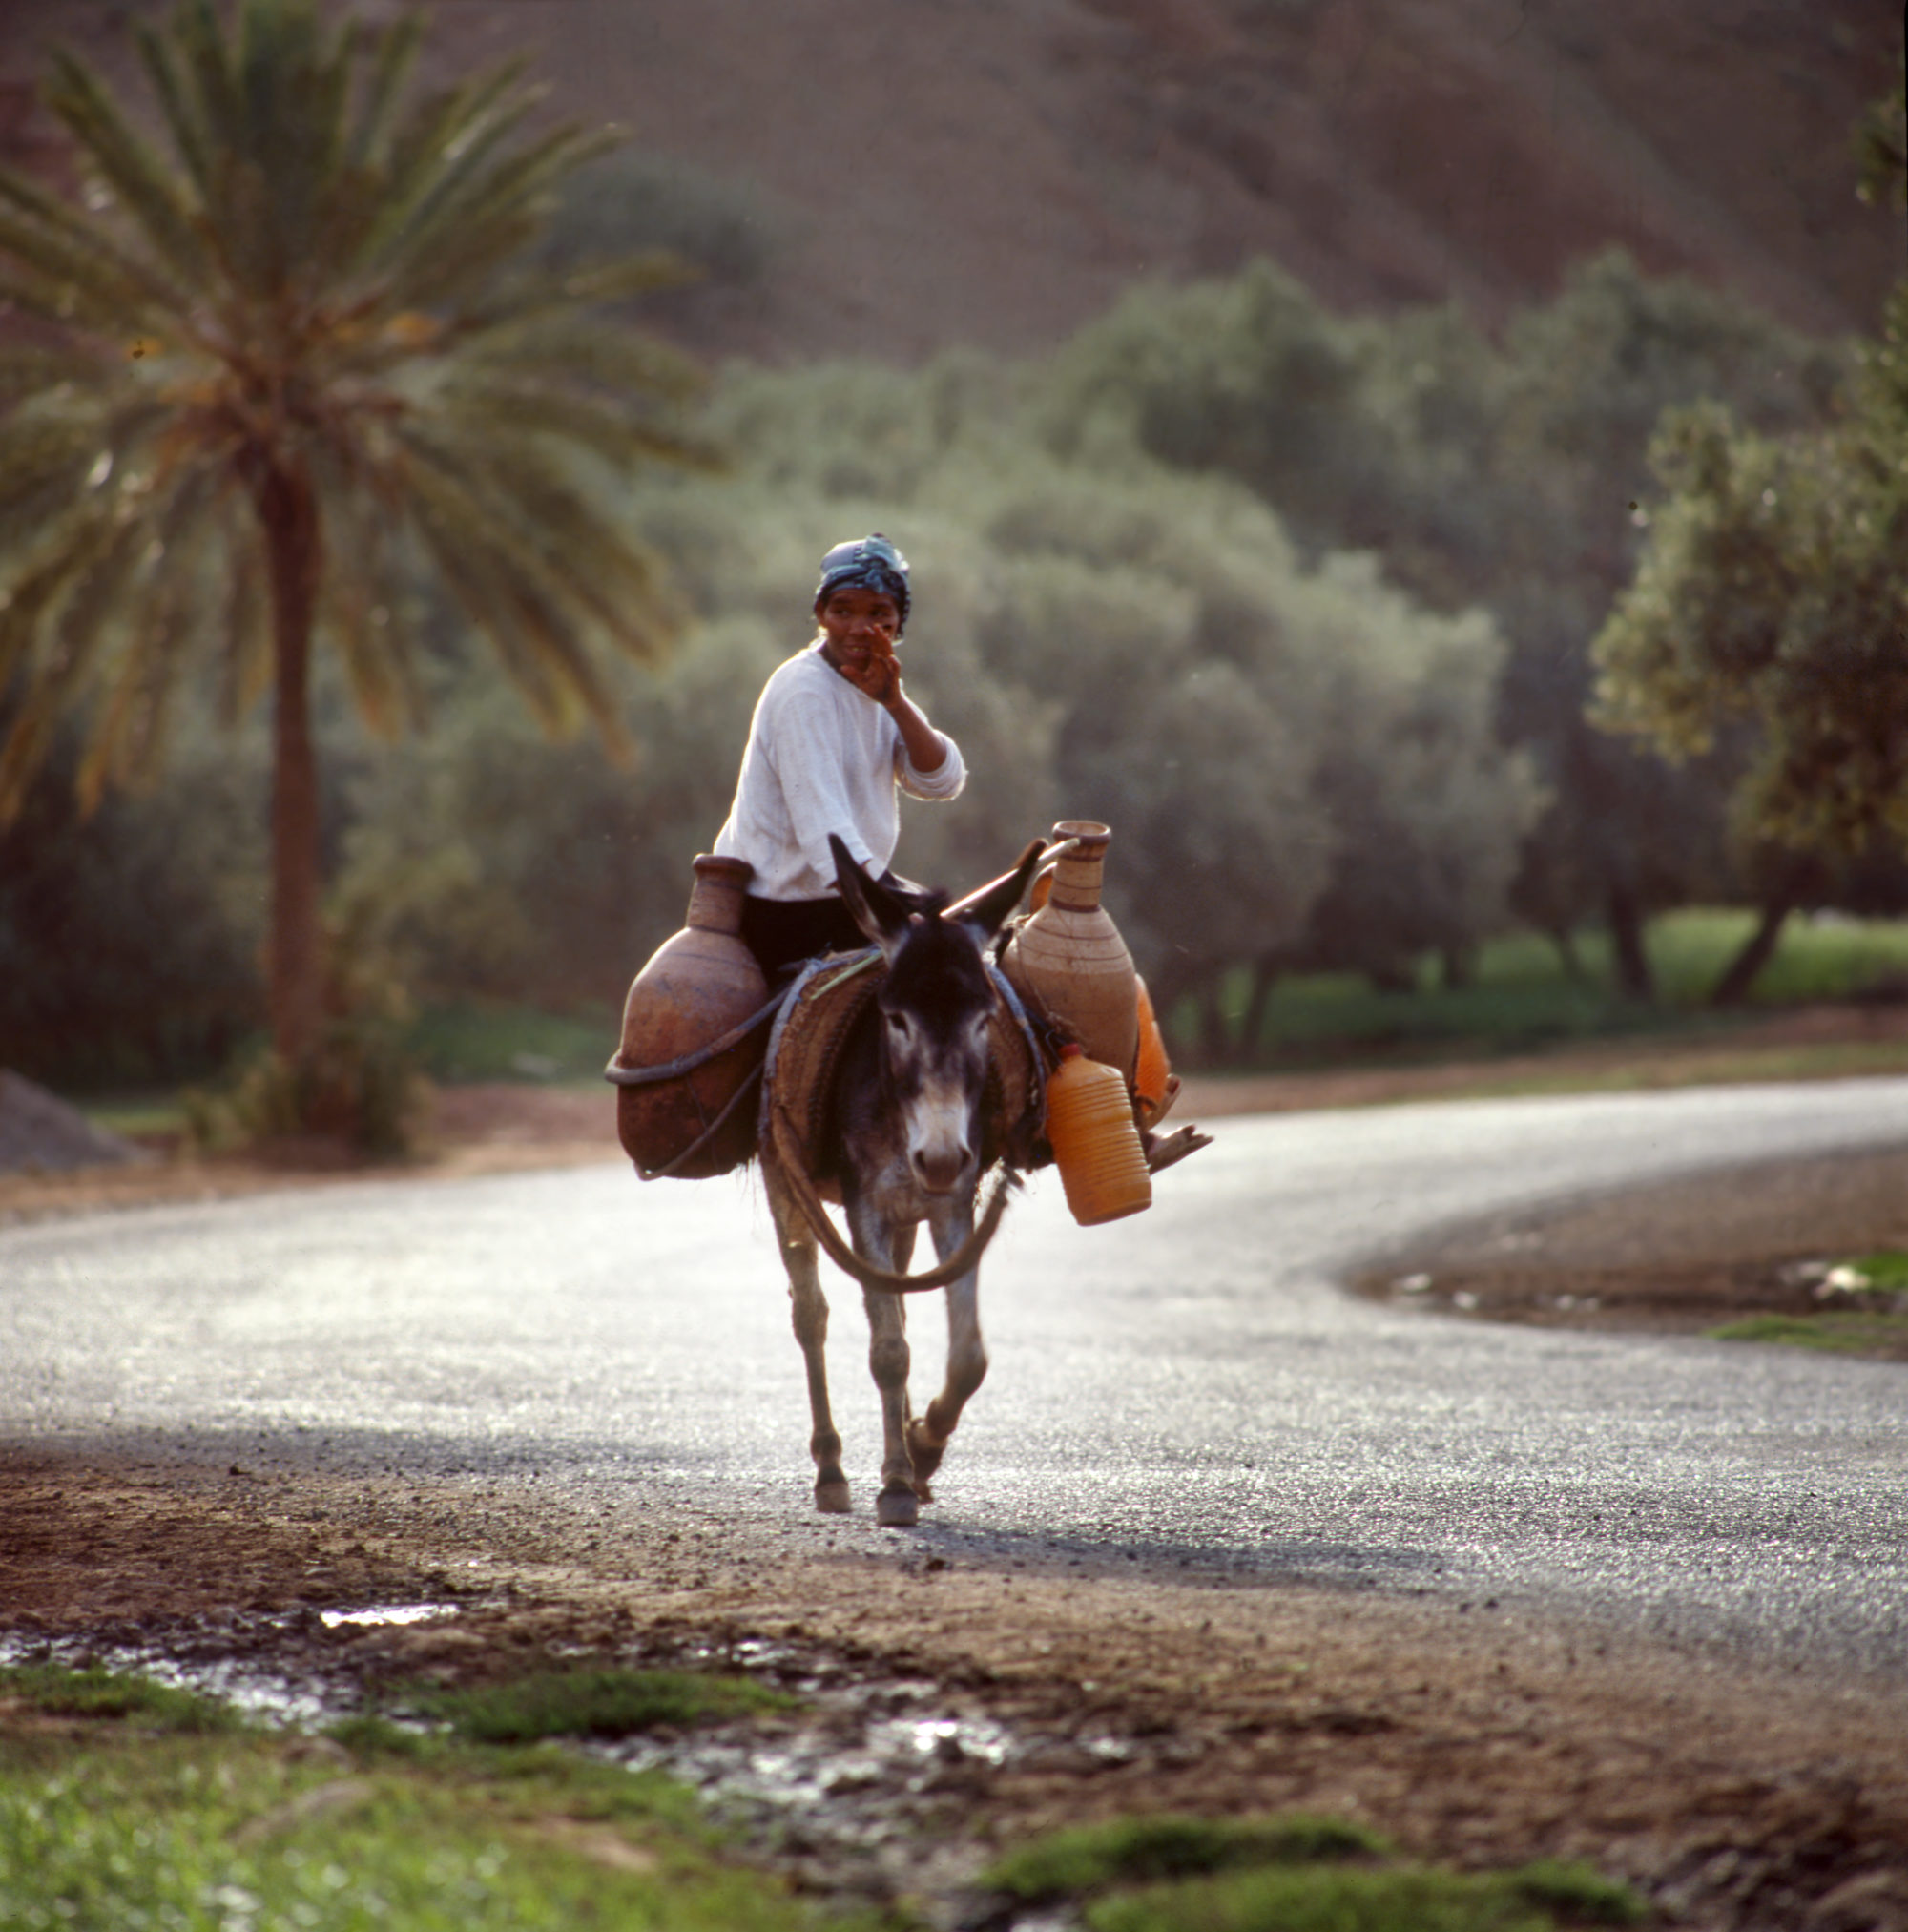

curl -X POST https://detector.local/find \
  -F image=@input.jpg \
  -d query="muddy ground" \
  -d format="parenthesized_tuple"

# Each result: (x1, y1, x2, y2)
(5, 1032, 1908, 1929)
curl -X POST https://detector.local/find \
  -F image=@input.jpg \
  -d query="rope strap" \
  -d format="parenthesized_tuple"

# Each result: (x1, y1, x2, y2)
(603, 987, 788, 1088)
(765, 1097, 1022, 1297)
(633, 1065, 764, 1182)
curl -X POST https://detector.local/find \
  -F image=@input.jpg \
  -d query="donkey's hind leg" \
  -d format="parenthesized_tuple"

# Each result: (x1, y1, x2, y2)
(905, 1201, 986, 1502)
(763, 1158, 849, 1514)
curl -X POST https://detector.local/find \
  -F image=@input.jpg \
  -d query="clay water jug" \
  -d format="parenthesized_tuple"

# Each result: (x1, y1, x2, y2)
(1044, 1044, 1152, 1225)
(1002, 820, 1139, 1079)
(612, 855, 770, 1178)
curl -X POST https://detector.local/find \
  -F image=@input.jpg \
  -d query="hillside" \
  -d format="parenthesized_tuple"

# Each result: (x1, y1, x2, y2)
(0, 0, 1900, 360)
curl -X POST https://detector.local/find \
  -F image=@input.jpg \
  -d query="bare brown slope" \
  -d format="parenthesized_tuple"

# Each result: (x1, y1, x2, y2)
(1, 0, 1900, 358)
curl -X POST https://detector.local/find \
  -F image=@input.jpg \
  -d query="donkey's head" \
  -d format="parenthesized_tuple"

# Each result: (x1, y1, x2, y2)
(831, 836, 1044, 1195)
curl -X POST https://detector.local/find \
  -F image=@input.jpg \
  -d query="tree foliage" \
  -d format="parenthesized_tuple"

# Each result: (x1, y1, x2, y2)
(1034, 251, 1846, 998)
(0, 0, 704, 1073)
(1594, 280, 1908, 861)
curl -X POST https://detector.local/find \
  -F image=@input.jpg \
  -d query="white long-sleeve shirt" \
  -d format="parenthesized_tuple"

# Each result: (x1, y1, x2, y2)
(712, 641, 965, 900)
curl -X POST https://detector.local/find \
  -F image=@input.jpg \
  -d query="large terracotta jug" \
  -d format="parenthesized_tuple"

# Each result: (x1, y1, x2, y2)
(1002, 820, 1139, 1080)
(612, 856, 770, 1178)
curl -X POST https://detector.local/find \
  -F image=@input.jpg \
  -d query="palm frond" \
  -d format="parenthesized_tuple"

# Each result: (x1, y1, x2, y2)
(0, 343, 107, 401)
(353, 56, 532, 275)
(0, 390, 176, 562)
(0, 503, 150, 816)
(0, 198, 177, 335)
(133, 14, 215, 203)
(169, 0, 246, 197)
(312, 442, 423, 737)
(0, 157, 196, 326)
(76, 464, 223, 807)
(398, 417, 676, 659)
(392, 438, 631, 747)
(373, 120, 614, 309)
(345, 11, 425, 172)
(464, 251, 700, 332)
(436, 369, 698, 472)
(460, 312, 706, 404)
(374, 206, 544, 317)
(40, 46, 209, 295)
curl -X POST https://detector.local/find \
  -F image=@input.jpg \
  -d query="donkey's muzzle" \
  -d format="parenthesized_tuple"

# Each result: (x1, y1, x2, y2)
(911, 1143, 972, 1195)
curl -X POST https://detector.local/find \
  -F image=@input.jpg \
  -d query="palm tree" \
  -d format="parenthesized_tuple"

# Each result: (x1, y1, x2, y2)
(0, 0, 705, 1068)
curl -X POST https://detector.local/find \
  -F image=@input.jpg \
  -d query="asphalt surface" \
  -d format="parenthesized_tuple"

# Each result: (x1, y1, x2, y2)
(5, 1078, 1907, 1676)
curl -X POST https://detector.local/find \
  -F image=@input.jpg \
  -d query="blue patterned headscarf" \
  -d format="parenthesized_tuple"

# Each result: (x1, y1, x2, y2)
(814, 532, 910, 634)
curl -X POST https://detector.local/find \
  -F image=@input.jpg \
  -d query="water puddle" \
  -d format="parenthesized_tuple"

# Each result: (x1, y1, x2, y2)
(0, 1616, 1090, 1925)
(318, 1603, 458, 1630)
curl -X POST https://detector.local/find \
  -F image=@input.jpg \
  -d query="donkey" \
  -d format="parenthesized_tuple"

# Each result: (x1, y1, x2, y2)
(758, 834, 1046, 1527)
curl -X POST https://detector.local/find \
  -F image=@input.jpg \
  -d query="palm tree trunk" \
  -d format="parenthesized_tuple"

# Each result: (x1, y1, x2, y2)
(259, 462, 324, 1067)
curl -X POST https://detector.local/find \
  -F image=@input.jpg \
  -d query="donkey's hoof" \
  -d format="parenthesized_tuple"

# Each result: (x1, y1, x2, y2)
(815, 1478, 851, 1514)
(905, 1419, 946, 1486)
(876, 1485, 920, 1529)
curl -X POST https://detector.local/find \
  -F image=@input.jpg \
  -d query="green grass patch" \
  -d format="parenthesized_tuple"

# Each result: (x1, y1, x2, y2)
(0, 1671, 852, 1932)
(986, 1813, 1390, 1901)
(0, 1663, 245, 1734)
(1835, 1249, 1908, 1291)
(76, 1095, 190, 1140)
(1186, 909, 1908, 1068)
(1085, 1861, 1636, 1932)
(986, 1817, 1646, 1932)
(1706, 1312, 1908, 1356)
(404, 1003, 617, 1084)
(402, 1665, 797, 1745)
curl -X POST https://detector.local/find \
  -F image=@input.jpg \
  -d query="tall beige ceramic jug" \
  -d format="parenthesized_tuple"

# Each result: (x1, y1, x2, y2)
(1001, 820, 1139, 1079)
(612, 855, 769, 1178)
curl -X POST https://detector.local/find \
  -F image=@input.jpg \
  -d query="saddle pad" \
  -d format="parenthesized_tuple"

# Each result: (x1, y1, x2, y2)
(761, 948, 1048, 1180)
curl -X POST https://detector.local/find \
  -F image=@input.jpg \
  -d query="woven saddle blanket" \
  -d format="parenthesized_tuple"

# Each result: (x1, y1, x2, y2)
(758, 948, 1049, 1182)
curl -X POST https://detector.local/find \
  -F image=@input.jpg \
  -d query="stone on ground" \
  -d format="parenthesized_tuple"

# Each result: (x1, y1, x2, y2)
(0, 1070, 151, 1174)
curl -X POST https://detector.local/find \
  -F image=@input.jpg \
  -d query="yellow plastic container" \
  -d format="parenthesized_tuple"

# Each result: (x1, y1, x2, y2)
(1045, 1044, 1152, 1227)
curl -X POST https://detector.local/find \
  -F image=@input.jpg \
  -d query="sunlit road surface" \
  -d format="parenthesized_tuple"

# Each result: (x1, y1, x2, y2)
(5, 1079, 1906, 1676)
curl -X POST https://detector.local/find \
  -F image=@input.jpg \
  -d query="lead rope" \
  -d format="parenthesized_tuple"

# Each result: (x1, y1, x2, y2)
(765, 1098, 1023, 1296)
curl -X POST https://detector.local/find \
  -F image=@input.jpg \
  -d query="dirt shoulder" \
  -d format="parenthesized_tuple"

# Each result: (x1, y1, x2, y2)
(1353, 1141, 1908, 1357)
(5, 1447, 1908, 1931)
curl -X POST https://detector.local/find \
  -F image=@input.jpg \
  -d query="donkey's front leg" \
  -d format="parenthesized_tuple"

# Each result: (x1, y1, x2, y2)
(906, 1198, 986, 1502)
(763, 1157, 849, 1514)
(847, 1204, 922, 1527)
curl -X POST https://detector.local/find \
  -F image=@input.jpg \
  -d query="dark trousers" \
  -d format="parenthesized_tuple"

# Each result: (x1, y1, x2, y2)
(739, 894, 869, 981)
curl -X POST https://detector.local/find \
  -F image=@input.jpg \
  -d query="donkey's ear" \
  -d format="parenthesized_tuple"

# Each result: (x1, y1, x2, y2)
(949, 839, 1045, 945)
(831, 834, 911, 950)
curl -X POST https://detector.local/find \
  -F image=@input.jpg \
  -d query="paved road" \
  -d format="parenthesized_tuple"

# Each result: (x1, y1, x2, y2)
(5, 1079, 1906, 1674)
